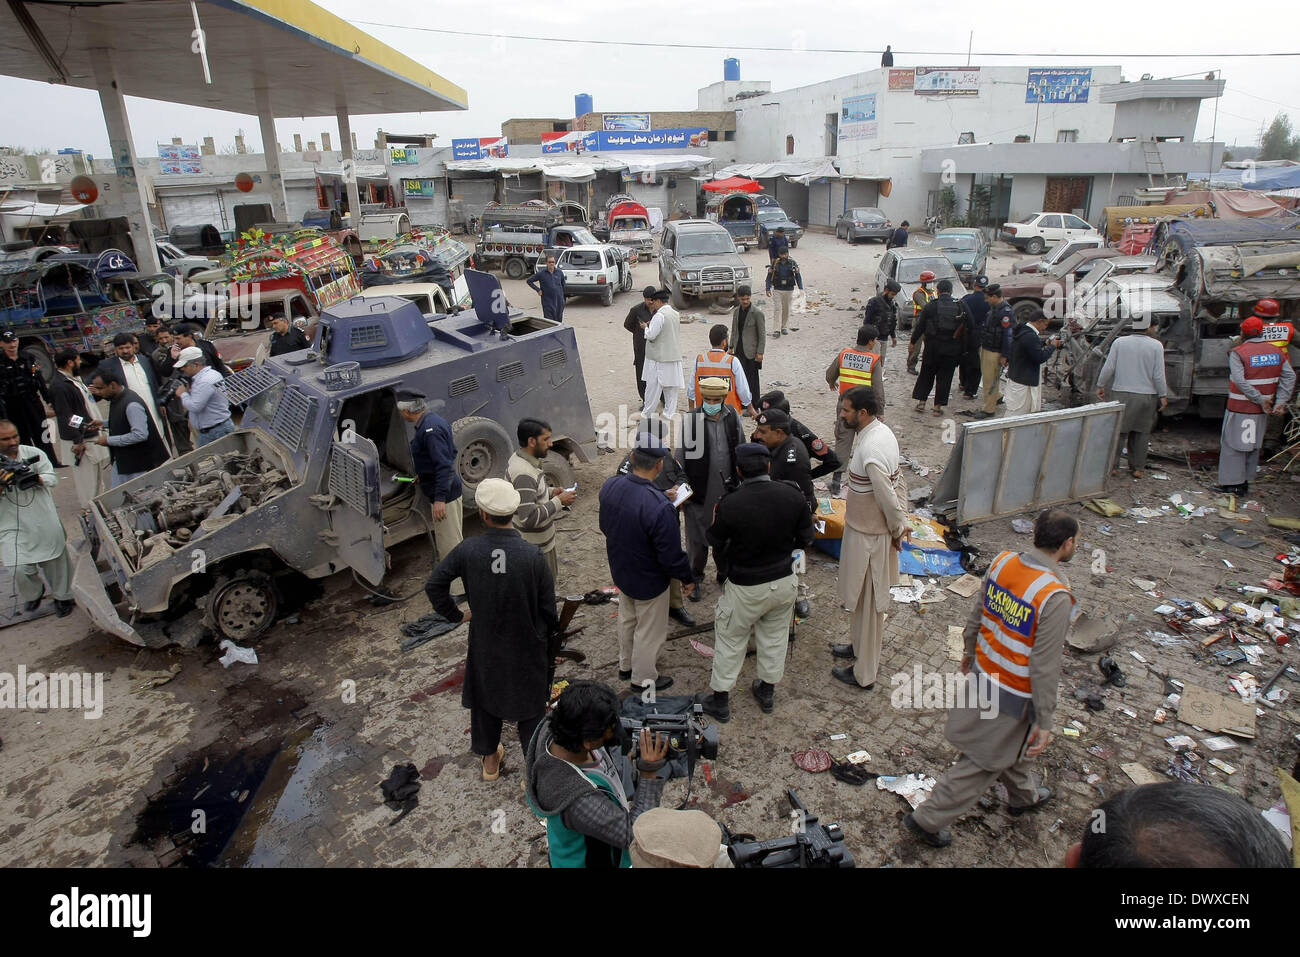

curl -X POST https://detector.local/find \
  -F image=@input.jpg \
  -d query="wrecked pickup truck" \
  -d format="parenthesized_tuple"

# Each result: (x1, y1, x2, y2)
(73, 271, 598, 648)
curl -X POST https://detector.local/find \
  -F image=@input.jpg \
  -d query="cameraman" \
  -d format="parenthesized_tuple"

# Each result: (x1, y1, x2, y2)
(174, 347, 234, 446)
(0, 420, 75, 617)
(150, 326, 193, 455)
(525, 680, 669, 868)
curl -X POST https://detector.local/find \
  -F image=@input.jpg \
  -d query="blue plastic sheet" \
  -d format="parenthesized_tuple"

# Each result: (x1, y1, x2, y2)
(898, 542, 965, 577)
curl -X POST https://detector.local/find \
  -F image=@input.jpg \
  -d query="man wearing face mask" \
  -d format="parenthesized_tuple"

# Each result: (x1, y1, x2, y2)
(905, 509, 1077, 849)
(526, 680, 670, 868)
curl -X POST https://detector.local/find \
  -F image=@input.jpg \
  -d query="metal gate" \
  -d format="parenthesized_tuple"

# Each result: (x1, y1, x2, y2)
(931, 402, 1123, 524)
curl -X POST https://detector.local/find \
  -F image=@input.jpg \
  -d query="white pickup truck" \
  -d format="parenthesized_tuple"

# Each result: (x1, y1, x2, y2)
(537, 244, 634, 306)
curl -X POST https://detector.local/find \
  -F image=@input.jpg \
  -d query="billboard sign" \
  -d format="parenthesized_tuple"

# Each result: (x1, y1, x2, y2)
(389, 147, 420, 165)
(402, 178, 438, 198)
(839, 93, 878, 141)
(888, 69, 915, 91)
(603, 113, 652, 132)
(158, 144, 202, 175)
(541, 128, 709, 153)
(450, 137, 509, 160)
(913, 66, 981, 96)
(1026, 68, 1092, 103)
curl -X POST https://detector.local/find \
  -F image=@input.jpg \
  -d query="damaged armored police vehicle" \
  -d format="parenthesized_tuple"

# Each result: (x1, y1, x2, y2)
(72, 271, 597, 648)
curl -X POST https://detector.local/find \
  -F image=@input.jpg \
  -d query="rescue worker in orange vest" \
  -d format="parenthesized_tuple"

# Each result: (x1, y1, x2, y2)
(825, 323, 883, 494)
(1212, 315, 1295, 496)
(689, 324, 755, 415)
(1254, 298, 1298, 369)
(905, 509, 1078, 848)
(906, 271, 937, 375)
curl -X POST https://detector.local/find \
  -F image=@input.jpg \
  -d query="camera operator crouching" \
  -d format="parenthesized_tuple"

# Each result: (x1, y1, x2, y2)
(0, 420, 76, 617)
(174, 347, 234, 447)
(525, 680, 671, 868)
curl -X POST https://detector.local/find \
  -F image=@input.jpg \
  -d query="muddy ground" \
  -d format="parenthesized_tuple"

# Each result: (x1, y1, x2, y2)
(2, 231, 1296, 868)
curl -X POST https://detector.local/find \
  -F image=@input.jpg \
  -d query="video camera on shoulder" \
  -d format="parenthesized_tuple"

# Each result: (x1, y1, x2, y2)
(157, 371, 189, 405)
(724, 788, 855, 868)
(0, 454, 42, 492)
(619, 704, 719, 764)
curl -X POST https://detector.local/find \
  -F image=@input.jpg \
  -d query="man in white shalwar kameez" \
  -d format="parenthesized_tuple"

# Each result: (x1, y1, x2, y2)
(831, 386, 909, 689)
(0, 420, 76, 616)
(641, 289, 685, 419)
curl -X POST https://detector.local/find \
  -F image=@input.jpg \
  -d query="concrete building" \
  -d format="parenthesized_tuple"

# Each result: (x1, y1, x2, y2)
(717, 64, 1224, 230)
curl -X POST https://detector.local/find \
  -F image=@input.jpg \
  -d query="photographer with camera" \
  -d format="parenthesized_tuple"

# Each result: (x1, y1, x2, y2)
(525, 680, 669, 868)
(0, 420, 76, 617)
(49, 349, 109, 505)
(174, 347, 234, 446)
(149, 326, 194, 455)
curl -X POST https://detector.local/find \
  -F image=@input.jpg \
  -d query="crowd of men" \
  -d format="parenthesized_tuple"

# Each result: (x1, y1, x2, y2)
(8, 240, 1293, 871)
(1, 313, 250, 619)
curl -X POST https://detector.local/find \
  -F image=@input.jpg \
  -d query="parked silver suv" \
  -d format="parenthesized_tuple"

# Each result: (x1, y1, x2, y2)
(658, 220, 750, 310)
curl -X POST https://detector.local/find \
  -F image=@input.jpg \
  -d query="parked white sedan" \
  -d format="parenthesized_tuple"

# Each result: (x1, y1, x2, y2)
(1000, 212, 1100, 256)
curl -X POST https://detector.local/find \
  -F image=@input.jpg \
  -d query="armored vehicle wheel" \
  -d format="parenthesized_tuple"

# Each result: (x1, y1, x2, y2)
(1024, 237, 1046, 255)
(601, 284, 615, 306)
(1013, 300, 1043, 325)
(539, 450, 575, 491)
(205, 570, 278, 643)
(504, 257, 527, 280)
(452, 416, 513, 505)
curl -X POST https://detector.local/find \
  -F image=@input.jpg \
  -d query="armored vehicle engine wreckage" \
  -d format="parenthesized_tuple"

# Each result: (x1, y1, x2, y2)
(73, 270, 598, 648)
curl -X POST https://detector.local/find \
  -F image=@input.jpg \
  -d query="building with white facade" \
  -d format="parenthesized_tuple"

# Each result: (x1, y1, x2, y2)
(708, 64, 1224, 230)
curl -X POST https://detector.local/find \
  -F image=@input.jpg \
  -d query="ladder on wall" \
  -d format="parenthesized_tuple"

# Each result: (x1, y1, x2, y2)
(1141, 139, 1168, 187)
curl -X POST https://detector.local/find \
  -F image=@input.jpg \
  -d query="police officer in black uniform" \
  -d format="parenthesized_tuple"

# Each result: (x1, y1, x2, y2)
(756, 390, 841, 480)
(751, 408, 816, 619)
(976, 284, 1015, 419)
(864, 281, 901, 364)
(0, 331, 57, 463)
(908, 278, 970, 417)
(958, 275, 991, 400)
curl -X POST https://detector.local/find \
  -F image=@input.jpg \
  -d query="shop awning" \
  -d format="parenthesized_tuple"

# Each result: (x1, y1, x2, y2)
(315, 165, 390, 184)
(715, 159, 851, 186)
(703, 176, 761, 193)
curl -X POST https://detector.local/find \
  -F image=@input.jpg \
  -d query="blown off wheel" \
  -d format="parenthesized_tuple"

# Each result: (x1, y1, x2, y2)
(206, 571, 278, 642)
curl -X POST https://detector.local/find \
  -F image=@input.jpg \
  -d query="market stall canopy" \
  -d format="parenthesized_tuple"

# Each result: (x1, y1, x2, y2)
(1168, 189, 1289, 218)
(702, 176, 762, 193)
(0, 0, 466, 115)
(443, 154, 714, 179)
(715, 160, 852, 186)
(1191, 164, 1300, 193)
(315, 165, 390, 184)
(0, 201, 86, 222)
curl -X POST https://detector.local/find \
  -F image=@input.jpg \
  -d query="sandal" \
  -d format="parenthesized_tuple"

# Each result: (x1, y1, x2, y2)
(1132, 469, 1145, 479)
(932, 407, 945, 417)
(915, 402, 927, 412)
(481, 743, 505, 782)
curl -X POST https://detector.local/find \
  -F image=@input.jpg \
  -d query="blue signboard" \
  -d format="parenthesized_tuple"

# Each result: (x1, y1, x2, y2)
(542, 128, 709, 154)
(1026, 68, 1091, 104)
(451, 138, 508, 160)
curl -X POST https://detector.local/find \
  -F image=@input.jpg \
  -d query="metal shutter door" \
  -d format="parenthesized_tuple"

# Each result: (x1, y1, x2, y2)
(161, 190, 224, 229)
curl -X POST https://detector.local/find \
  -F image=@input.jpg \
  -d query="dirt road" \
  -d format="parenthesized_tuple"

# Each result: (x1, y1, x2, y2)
(2, 231, 1295, 868)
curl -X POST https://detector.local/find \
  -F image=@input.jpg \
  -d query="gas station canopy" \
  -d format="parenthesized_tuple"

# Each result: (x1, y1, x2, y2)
(0, 0, 467, 116)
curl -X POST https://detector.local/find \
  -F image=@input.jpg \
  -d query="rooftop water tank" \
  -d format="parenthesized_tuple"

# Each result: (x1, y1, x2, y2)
(575, 93, 593, 117)
(724, 58, 740, 81)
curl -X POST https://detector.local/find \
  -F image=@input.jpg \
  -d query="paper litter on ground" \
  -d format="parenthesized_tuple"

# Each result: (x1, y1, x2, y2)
(876, 773, 936, 809)
(946, 625, 966, 661)
(1121, 763, 1162, 785)
(946, 574, 982, 598)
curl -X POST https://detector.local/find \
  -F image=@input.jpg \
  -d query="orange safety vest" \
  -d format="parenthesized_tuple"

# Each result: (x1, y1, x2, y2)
(912, 286, 935, 315)
(694, 349, 742, 411)
(1227, 339, 1286, 415)
(1261, 321, 1295, 351)
(836, 347, 880, 394)
(975, 551, 1074, 700)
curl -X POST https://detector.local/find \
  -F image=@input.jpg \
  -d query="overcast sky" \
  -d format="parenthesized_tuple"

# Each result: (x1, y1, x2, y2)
(0, 0, 1295, 158)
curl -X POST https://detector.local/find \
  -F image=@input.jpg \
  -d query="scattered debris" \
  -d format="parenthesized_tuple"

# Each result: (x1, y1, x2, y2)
(689, 639, 715, 658)
(132, 662, 183, 693)
(1122, 763, 1162, 785)
(217, 640, 258, 668)
(1208, 758, 1237, 775)
(1084, 498, 1126, 517)
(1011, 518, 1034, 534)
(1179, 683, 1257, 738)
(876, 773, 937, 809)
(792, 748, 833, 773)
(946, 574, 982, 598)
